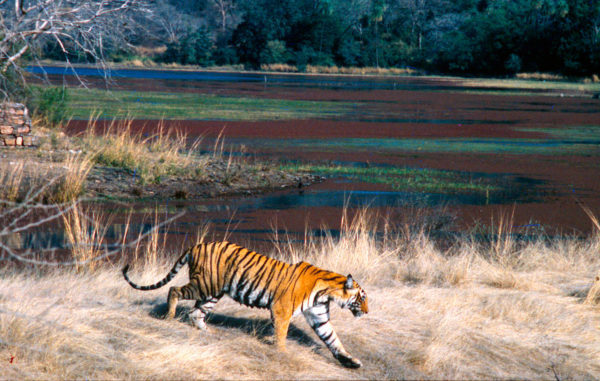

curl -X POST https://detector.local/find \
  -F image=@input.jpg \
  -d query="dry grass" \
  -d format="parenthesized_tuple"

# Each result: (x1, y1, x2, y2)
(261, 63, 298, 72)
(516, 72, 565, 81)
(79, 118, 204, 185)
(62, 203, 111, 273)
(0, 152, 93, 204)
(2, 209, 600, 379)
(260, 63, 418, 76)
(305, 65, 417, 76)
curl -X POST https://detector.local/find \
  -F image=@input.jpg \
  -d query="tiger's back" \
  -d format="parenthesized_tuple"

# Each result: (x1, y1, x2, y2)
(123, 241, 368, 368)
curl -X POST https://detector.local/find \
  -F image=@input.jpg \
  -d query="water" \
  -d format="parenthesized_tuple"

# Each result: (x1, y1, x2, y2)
(14, 66, 600, 253)
(27, 65, 519, 92)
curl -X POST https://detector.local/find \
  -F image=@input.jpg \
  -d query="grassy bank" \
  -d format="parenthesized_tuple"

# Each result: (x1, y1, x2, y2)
(1, 207, 600, 379)
(2, 119, 310, 202)
(270, 136, 600, 156)
(66, 88, 353, 121)
(280, 162, 499, 194)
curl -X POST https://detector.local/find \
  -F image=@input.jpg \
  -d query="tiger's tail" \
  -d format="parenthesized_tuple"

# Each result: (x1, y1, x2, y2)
(122, 248, 191, 291)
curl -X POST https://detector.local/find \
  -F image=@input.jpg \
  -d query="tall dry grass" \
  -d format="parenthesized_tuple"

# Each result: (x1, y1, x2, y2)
(1, 208, 600, 379)
(0, 152, 93, 204)
(62, 203, 111, 273)
(80, 118, 204, 184)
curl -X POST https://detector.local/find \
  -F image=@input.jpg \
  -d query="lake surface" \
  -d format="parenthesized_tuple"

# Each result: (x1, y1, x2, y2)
(21, 66, 600, 252)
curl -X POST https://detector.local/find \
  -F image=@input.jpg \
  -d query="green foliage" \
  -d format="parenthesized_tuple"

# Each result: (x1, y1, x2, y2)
(260, 40, 289, 64)
(505, 54, 522, 74)
(0, 67, 29, 103)
(161, 27, 214, 66)
(280, 163, 500, 195)
(335, 38, 361, 67)
(30, 0, 600, 76)
(28, 86, 70, 128)
(212, 44, 239, 65)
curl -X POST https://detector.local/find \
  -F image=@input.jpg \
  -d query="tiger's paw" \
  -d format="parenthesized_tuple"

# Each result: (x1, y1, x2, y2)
(189, 310, 208, 330)
(193, 321, 208, 330)
(335, 353, 362, 369)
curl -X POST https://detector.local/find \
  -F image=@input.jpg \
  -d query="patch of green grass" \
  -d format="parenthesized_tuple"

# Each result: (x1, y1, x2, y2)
(281, 163, 499, 194)
(67, 88, 352, 121)
(428, 76, 600, 97)
(270, 137, 600, 156)
(459, 77, 600, 92)
(519, 125, 600, 140)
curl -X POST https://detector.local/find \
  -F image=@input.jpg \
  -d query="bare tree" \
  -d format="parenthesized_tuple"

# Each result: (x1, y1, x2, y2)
(0, 0, 148, 99)
(212, 0, 235, 34)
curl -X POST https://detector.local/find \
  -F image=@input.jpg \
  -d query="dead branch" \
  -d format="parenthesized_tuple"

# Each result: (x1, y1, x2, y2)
(0, 0, 150, 99)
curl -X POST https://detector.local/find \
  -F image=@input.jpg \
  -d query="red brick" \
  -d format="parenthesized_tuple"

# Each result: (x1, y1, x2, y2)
(0, 125, 13, 134)
(15, 136, 23, 146)
(17, 125, 30, 134)
(4, 136, 16, 146)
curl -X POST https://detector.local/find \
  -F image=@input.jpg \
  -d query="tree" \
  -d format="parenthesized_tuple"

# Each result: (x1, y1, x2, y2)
(212, 0, 236, 34)
(161, 27, 214, 66)
(0, 0, 147, 100)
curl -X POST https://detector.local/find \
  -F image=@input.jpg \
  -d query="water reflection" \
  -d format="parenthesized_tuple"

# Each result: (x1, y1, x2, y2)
(8, 179, 547, 251)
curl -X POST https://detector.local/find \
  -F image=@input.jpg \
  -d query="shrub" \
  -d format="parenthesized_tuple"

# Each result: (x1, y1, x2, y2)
(161, 27, 214, 66)
(260, 40, 289, 65)
(505, 54, 522, 74)
(28, 86, 70, 128)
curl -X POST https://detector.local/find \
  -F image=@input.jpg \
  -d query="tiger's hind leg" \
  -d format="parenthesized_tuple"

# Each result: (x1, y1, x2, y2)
(166, 283, 204, 319)
(189, 296, 221, 330)
(304, 303, 362, 368)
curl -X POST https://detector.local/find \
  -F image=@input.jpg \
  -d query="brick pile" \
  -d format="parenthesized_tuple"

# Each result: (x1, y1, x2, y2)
(0, 102, 34, 147)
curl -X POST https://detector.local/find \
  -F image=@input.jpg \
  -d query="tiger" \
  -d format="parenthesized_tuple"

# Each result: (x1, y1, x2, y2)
(122, 241, 368, 368)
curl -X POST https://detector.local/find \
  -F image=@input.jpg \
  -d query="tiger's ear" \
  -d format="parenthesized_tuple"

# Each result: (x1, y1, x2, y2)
(345, 275, 354, 289)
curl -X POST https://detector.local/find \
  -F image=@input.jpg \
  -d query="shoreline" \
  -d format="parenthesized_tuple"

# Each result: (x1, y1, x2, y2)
(29, 60, 600, 96)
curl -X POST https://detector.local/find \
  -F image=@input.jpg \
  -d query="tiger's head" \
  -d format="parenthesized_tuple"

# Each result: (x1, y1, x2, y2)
(332, 274, 368, 317)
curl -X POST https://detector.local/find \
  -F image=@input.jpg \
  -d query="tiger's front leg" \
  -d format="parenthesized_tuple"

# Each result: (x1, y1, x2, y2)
(304, 303, 362, 368)
(270, 303, 292, 351)
(189, 296, 220, 330)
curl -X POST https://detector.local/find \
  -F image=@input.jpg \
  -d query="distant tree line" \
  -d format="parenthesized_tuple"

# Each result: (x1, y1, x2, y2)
(38, 0, 600, 76)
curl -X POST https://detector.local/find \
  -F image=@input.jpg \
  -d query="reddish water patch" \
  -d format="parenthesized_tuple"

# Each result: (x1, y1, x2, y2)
(67, 118, 548, 139)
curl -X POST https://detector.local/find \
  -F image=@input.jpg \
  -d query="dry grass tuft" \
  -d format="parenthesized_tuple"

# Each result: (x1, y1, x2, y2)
(261, 63, 298, 72)
(516, 72, 565, 81)
(62, 203, 110, 273)
(0, 160, 27, 202)
(305, 65, 417, 76)
(49, 153, 94, 203)
(259, 63, 417, 76)
(584, 274, 600, 305)
(80, 118, 204, 184)
(0, 152, 93, 204)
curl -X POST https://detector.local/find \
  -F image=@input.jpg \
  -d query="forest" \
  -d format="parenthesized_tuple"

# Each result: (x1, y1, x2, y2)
(35, 0, 600, 76)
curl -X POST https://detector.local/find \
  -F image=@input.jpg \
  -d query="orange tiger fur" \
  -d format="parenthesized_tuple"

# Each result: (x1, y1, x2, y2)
(122, 241, 368, 368)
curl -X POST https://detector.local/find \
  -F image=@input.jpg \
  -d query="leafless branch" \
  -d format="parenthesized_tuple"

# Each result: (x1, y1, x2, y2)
(0, 204, 184, 266)
(0, 0, 150, 99)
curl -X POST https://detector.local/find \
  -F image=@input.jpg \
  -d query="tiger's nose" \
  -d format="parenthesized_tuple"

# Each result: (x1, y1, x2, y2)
(361, 302, 369, 314)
